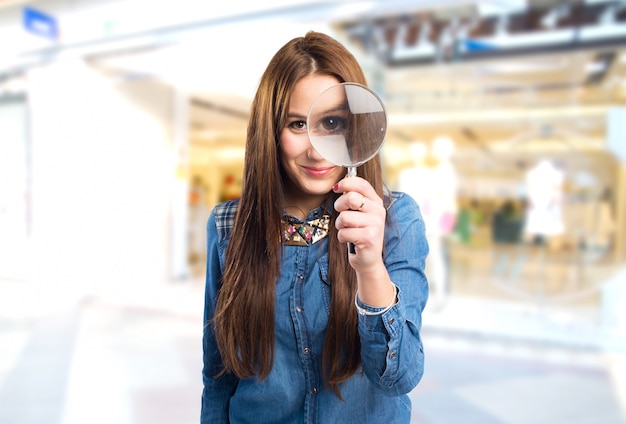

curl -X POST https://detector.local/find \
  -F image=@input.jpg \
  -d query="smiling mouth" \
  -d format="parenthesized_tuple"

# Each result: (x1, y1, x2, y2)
(304, 166, 336, 176)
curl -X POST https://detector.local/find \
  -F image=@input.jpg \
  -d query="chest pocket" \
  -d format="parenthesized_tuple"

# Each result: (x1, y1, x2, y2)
(317, 254, 332, 313)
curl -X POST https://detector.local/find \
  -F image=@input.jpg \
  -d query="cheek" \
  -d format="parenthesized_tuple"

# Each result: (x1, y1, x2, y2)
(279, 131, 305, 160)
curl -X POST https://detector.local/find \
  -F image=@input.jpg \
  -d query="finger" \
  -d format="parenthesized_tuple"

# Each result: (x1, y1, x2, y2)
(337, 192, 367, 213)
(336, 226, 378, 251)
(333, 176, 378, 201)
(350, 194, 366, 211)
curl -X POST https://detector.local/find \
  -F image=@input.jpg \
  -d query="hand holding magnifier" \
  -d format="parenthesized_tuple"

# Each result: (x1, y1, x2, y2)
(306, 82, 387, 253)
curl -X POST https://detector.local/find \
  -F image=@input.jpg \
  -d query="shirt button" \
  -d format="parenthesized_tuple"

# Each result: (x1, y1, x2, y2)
(298, 274, 304, 280)
(310, 387, 317, 394)
(389, 318, 395, 325)
(303, 347, 310, 354)
(295, 306, 302, 313)
(389, 351, 397, 359)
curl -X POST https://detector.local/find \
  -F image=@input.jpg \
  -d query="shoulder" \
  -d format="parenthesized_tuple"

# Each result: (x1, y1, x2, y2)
(386, 190, 420, 216)
(385, 190, 425, 232)
(210, 199, 240, 242)
(383, 191, 428, 256)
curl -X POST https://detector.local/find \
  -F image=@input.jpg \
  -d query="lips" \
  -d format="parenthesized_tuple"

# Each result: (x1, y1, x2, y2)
(304, 166, 336, 177)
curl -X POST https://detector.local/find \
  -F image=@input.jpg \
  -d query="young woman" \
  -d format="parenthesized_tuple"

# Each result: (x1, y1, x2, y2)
(201, 31, 429, 424)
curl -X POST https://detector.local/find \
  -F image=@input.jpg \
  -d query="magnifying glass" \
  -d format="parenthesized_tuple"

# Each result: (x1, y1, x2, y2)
(307, 82, 387, 253)
(307, 82, 387, 178)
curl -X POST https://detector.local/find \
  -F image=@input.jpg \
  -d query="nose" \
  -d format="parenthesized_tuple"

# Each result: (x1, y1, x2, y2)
(306, 144, 323, 160)
(303, 132, 322, 160)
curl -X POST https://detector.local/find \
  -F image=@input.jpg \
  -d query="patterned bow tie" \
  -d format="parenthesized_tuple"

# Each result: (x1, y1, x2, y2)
(281, 214, 330, 246)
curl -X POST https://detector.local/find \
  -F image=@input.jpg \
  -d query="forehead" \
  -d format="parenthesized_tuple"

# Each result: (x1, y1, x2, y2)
(289, 74, 341, 114)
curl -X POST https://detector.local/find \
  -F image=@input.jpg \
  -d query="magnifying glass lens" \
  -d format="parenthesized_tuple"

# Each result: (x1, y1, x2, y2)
(307, 83, 386, 174)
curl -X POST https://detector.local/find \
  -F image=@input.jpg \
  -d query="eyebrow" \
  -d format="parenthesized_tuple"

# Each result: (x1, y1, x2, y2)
(285, 112, 307, 120)
(286, 102, 348, 121)
(315, 102, 349, 115)
(317, 100, 349, 115)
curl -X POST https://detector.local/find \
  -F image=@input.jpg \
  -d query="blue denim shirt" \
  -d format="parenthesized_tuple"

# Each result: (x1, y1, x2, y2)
(201, 191, 429, 424)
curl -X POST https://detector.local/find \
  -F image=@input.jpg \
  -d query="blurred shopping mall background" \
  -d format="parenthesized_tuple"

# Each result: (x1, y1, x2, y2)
(1, 0, 626, 423)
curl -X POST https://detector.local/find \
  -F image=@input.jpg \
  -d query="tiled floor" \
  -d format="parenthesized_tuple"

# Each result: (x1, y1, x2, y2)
(0, 277, 625, 424)
(412, 329, 625, 423)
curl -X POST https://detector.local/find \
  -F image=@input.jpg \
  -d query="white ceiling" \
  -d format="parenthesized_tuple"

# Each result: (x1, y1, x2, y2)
(84, 0, 626, 172)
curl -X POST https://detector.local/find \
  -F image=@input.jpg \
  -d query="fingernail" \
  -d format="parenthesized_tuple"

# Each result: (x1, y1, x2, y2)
(332, 183, 339, 192)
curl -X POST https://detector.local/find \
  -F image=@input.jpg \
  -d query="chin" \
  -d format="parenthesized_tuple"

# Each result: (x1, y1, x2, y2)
(302, 182, 333, 196)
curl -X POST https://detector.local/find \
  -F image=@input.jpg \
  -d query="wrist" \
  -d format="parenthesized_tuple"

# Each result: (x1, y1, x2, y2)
(355, 282, 398, 316)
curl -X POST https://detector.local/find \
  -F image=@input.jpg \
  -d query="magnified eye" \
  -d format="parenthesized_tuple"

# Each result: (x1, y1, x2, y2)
(317, 115, 346, 134)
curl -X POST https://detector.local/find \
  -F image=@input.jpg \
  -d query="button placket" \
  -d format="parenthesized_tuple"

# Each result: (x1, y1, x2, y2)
(291, 245, 321, 424)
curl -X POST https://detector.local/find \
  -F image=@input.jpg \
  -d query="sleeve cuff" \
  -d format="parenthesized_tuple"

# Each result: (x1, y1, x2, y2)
(355, 283, 398, 316)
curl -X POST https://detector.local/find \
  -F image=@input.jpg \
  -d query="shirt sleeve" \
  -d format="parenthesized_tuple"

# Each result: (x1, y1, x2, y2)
(357, 192, 429, 396)
(200, 211, 238, 423)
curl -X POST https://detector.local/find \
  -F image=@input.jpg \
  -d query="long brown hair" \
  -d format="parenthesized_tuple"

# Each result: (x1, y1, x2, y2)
(212, 31, 385, 397)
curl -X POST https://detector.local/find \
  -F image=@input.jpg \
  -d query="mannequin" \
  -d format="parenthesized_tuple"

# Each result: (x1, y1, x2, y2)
(521, 159, 566, 294)
(398, 137, 458, 310)
(524, 159, 565, 242)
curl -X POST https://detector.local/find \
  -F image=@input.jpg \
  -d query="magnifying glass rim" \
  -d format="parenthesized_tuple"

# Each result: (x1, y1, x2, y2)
(306, 82, 387, 167)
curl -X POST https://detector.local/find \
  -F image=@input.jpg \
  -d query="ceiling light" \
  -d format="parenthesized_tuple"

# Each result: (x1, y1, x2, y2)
(477, 1, 526, 17)
(329, 1, 376, 19)
(392, 42, 436, 61)
(585, 61, 607, 74)
(479, 60, 566, 74)
(540, 4, 571, 29)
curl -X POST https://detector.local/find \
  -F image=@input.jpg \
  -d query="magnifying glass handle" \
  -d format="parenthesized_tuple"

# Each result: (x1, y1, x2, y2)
(346, 165, 357, 254)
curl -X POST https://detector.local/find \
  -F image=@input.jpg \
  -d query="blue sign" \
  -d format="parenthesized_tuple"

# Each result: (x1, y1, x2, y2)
(23, 6, 58, 40)
(463, 39, 496, 52)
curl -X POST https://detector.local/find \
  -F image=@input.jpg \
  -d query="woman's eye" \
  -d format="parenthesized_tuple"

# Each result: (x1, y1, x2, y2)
(288, 120, 307, 131)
